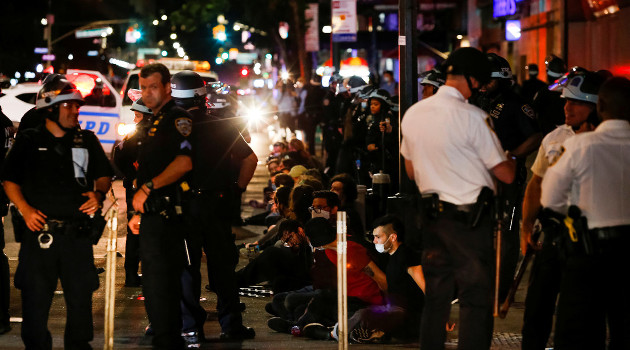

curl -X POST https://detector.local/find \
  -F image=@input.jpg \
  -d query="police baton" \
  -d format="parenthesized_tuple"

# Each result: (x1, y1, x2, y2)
(103, 189, 119, 350)
(498, 225, 542, 318)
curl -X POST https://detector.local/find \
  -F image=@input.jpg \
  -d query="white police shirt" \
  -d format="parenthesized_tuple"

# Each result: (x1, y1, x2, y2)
(401, 85, 506, 205)
(541, 119, 630, 229)
(531, 124, 575, 177)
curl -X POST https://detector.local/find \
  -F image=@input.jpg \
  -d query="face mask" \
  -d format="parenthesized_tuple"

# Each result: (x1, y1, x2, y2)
(311, 210, 330, 220)
(375, 235, 391, 254)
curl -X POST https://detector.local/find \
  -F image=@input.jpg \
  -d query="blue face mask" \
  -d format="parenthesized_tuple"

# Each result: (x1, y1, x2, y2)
(361, 101, 368, 110)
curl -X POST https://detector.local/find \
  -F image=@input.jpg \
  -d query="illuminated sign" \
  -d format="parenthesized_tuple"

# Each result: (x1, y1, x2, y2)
(42, 54, 56, 61)
(505, 20, 521, 41)
(34, 47, 48, 54)
(493, 0, 516, 18)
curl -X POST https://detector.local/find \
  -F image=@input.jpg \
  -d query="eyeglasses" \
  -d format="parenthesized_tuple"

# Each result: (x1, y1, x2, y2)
(308, 206, 328, 213)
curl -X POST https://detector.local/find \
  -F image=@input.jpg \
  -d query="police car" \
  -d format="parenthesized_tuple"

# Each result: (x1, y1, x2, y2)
(0, 69, 122, 154)
(118, 59, 219, 137)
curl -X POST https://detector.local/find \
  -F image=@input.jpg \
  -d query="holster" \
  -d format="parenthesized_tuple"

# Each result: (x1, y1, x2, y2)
(469, 186, 494, 228)
(88, 213, 107, 245)
(143, 195, 177, 218)
(420, 193, 439, 220)
(567, 205, 593, 255)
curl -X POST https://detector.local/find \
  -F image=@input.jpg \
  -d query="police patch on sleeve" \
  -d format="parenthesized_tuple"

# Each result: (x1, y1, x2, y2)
(549, 146, 565, 166)
(175, 118, 192, 137)
(521, 104, 535, 119)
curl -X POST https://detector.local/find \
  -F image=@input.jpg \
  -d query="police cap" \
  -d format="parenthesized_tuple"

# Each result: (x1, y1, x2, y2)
(442, 47, 492, 85)
(545, 55, 567, 78)
(488, 53, 513, 79)
(526, 64, 539, 75)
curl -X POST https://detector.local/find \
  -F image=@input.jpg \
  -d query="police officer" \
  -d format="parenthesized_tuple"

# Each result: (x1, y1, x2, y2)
(472, 53, 543, 302)
(174, 72, 258, 340)
(418, 68, 445, 100)
(0, 98, 14, 335)
(521, 64, 547, 104)
(1, 75, 113, 348)
(531, 55, 568, 135)
(112, 97, 152, 287)
(401, 47, 516, 349)
(541, 77, 630, 349)
(520, 69, 605, 350)
(127, 63, 193, 350)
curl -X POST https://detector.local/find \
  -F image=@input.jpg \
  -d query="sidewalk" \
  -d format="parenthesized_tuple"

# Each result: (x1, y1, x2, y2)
(0, 130, 531, 349)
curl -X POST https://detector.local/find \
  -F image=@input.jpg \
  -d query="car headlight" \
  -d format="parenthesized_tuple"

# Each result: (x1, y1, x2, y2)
(117, 123, 137, 136)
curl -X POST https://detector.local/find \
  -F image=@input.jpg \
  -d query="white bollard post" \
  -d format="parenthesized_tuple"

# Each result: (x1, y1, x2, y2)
(103, 201, 118, 350)
(337, 211, 348, 350)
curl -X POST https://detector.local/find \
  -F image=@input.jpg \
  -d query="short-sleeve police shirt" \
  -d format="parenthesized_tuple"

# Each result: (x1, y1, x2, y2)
(136, 100, 192, 196)
(531, 124, 575, 177)
(486, 90, 539, 152)
(0, 125, 113, 220)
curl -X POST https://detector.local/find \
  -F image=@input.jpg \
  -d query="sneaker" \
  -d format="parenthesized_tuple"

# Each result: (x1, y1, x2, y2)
(267, 317, 291, 334)
(181, 331, 201, 348)
(302, 323, 331, 340)
(219, 325, 255, 340)
(350, 327, 386, 344)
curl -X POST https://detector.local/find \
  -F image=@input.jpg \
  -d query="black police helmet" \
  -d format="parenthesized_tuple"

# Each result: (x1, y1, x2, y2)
(526, 64, 539, 75)
(487, 53, 513, 80)
(36, 74, 85, 109)
(442, 47, 492, 85)
(171, 71, 207, 109)
(545, 55, 567, 79)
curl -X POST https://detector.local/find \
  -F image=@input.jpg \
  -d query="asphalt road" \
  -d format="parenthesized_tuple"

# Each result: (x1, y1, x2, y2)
(0, 130, 535, 349)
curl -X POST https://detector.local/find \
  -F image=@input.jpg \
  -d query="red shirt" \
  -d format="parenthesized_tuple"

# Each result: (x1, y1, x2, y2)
(325, 241, 384, 305)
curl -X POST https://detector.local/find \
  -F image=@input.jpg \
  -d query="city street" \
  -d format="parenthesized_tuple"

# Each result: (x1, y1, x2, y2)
(0, 130, 532, 349)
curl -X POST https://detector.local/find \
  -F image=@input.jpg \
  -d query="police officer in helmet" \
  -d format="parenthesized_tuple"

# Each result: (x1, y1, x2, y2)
(112, 97, 152, 287)
(172, 71, 258, 340)
(1, 75, 113, 348)
(521, 64, 547, 104)
(531, 55, 569, 135)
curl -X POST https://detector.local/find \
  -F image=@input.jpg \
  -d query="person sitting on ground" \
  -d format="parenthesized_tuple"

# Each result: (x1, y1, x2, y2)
(266, 217, 386, 335)
(330, 173, 365, 241)
(287, 138, 321, 170)
(269, 141, 288, 161)
(244, 186, 293, 251)
(304, 168, 328, 188)
(303, 215, 425, 343)
(288, 165, 308, 184)
(236, 220, 313, 293)
(298, 176, 324, 191)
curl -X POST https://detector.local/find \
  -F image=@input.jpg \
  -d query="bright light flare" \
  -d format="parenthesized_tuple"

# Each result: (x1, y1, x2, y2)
(280, 71, 289, 80)
(117, 123, 137, 136)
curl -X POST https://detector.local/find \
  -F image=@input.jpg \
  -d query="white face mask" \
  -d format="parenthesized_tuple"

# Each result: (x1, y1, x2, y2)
(311, 210, 330, 220)
(375, 235, 391, 254)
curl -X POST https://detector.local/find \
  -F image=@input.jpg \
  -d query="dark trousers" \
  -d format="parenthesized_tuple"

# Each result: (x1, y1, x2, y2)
(554, 234, 630, 350)
(139, 214, 186, 350)
(236, 246, 310, 293)
(348, 304, 420, 340)
(180, 226, 206, 333)
(15, 230, 98, 350)
(420, 206, 494, 350)
(124, 189, 140, 281)
(294, 289, 368, 329)
(190, 193, 243, 333)
(1, 222, 10, 327)
(521, 230, 562, 350)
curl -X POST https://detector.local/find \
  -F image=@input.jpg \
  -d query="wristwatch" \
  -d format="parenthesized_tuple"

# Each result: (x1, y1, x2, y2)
(144, 180, 154, 191)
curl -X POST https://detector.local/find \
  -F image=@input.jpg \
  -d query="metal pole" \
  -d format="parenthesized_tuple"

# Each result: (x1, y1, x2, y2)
(103, 202, 118, 350)
(337, 211, 348, 349)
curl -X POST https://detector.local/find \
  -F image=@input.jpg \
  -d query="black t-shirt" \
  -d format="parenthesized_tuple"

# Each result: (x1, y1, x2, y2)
(485, 90, 540, 152)
(189, 108, 253, 191)
(17, 107, 47, 135)
(136, 100, 192, 196)
(521, 78, 547, 105)
(0, 125, 113, 220)
(385, 244, 424, 311)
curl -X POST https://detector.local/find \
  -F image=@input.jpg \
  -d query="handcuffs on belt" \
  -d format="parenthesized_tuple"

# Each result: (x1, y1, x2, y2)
(38, 223, 53, 249)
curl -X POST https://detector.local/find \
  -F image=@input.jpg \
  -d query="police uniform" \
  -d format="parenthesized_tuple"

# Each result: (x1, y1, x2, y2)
(135, 99, 191, 349)
(0, 124, 112, 348)
(401, 85, 507, 349)
(0, 107, 13, 334)
(521, 124, 575, 349)
(479, 89, 540, 301)
(532, 88, 566, 136)
(541, 119, 630, 349)
(188, 107, 255, 337)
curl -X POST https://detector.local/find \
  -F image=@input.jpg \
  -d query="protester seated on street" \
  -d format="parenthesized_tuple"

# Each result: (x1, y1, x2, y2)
(287, 138, 320, 170)
(298, 176, 324, 191)
(302, 215, 425, 343)
(267, 157, 281, 175)
(245, 185, 293, 251)
(269, 141, 288, 161)
(303, 168, 328, 188)
(266, 217, 386, 335)
(279, 157, 297, 174)
(236, 220, 313, 293)
(274, 173, 294, 190)
(288, 165, 308, 184)
(330, 173, 365, 240)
